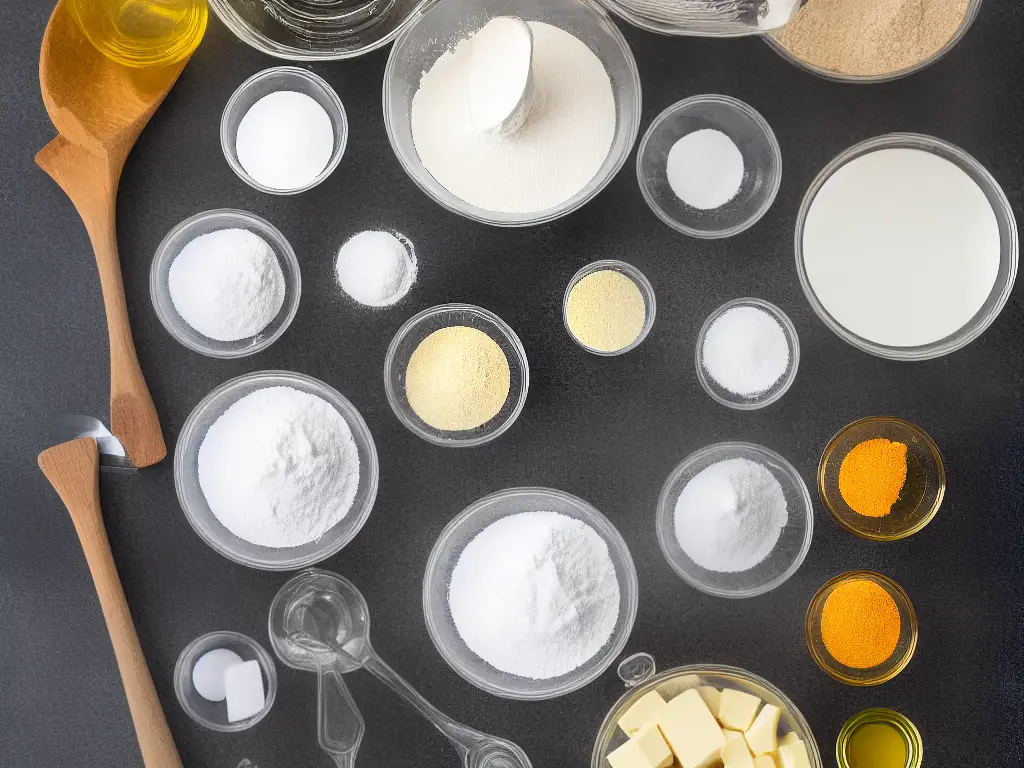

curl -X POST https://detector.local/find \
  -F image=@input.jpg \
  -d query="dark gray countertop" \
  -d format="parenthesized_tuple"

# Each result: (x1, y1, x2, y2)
(3, 2, 1022, 766)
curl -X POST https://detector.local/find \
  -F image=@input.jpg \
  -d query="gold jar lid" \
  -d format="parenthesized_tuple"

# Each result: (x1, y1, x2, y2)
(837, 709, 922, 768)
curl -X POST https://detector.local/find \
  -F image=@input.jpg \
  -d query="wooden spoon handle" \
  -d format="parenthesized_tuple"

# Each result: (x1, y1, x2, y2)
(36, 137, 166, 468)
(38, 438, 183, 768)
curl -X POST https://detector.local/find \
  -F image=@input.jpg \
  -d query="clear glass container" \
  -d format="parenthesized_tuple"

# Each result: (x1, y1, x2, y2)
(422, 487, 639, 700)
(563, 260, 657, 357)
(383, 0, 642, 227)
(837, 709, 923, 768)
(150, 208, 301, 358)
(598, 0, 805, 37)
(67, 0, 207, 68)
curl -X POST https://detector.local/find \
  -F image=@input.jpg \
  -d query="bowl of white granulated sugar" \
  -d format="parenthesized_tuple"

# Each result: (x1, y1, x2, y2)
(174, 371, 379, 570)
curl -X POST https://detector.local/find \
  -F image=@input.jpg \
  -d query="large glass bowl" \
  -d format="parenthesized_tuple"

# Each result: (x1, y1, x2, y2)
(592, 663, 823, 768)
(422, 487, 639, 700)
(383, 0, 642, 226)
(795, 133, 1017, 361)
(174, 371, 379, 570)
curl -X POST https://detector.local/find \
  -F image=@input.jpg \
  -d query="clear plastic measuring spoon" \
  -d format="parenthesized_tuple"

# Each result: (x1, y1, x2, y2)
(269, 569, 533, 768)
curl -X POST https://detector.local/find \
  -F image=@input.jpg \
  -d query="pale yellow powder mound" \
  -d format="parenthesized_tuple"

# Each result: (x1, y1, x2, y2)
(772, 0, 970, 78)
(566, 270, 646, 353)
(405, 326, 511, 431)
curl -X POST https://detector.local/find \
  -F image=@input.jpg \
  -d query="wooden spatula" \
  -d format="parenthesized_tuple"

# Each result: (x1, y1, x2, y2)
(39, 438, 183, 767)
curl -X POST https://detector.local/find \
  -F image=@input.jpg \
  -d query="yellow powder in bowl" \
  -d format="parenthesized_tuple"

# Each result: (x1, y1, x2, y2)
(566, 270, 646, 353)
(405, 326, 511, 431)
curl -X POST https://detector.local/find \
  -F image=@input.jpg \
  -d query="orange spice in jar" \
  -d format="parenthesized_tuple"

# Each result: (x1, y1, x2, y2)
(838, 438, 908, 517)
(822, 579, 901, 668)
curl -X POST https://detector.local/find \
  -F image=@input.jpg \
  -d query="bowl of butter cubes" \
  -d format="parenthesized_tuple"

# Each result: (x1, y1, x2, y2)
(591, 663, 822, 768)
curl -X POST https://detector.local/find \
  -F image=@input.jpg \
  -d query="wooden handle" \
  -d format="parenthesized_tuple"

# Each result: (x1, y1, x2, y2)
(38, 438, 182, 768)
(36, 138, 166, 468)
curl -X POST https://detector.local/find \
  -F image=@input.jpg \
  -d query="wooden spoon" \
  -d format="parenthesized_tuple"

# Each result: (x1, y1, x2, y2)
(38, 438, 183, 767)
(36, 1, 189, 468)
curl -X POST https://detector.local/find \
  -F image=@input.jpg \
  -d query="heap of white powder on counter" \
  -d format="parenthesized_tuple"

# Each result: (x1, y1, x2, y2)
(701, 305, 791, 396)
(674, 458, 788, 573)
(448, 510, 620, 679)
(335, 231, 417, 307)
(198, 387, 360, 548)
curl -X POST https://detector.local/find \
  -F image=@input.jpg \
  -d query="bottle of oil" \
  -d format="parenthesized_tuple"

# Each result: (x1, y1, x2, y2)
(67, 0, 208, 68)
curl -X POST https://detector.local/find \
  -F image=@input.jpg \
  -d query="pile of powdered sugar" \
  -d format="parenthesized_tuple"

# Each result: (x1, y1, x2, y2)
(448, 510, 620, 679)
(198, 387, 360, 548)
(410, 21, 616, 214)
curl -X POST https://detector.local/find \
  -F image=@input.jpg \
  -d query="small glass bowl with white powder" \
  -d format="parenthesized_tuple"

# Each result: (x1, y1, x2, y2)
(637, 95, 782, 239)
(656, 442, 813, 599)
(423, 487, 638, 699)
(220, 67, 348, 195)
(151, 209, 301, 358)
(174, 371, 379, 570)
(695, 298, 800, 410)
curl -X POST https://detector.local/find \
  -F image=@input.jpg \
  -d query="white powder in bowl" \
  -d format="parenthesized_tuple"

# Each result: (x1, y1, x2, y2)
(702, 306, 790, 397)
(666, 129, 745, 210)
(335, 231, 417, 307)
(448, 510, 620, 679)
(198, 387, 360, 548)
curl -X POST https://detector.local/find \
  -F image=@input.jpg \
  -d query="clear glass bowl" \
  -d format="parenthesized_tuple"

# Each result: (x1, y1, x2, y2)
(383, 304, 529, 447)
(563, 260, 657, 356)
(637, 95, 782, 239)
(591, 663, 823, 768)
(150, 209, 301, 358)
(764, 0, 982, 84)
(174, 371, 379, 570)
(819, 417, 945, 542)
(173, 630, 278, 732)
(695, 298, 800, 410)
(596, 0, 805, 37)
(656, 441, 813, 598)
(806, 571, 918, 686)
(220, 67, 348, 195)
(837, 709, 923, 768)
(382, 0, 642, 227)
(208, 0, 424, 61)
(795, 133, 1018, 361)
(422, 487, 639, 700)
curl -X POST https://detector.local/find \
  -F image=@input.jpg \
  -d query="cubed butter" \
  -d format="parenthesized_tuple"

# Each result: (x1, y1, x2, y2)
(608, 724, 674, 768)
(744, 704, 782, 756)
(657, 689, 726, 768)
(754, 756, 780, 768)
(719, 688, 762, 731)
(721, 734, 756, 768)
(618, 690, 669, 736)
(724, 730, 747, 744)
(777, 741, 812, 768)
(780, 732, 802, 749)
(698, 686, 722, 716)
(661, 674, 702, 699)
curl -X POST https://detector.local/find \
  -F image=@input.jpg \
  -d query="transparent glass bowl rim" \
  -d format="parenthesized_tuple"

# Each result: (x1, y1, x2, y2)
(591, 663, 824, 768)
(220, 66, 349, 195)
(836, 708, 923, 768)
(149, 208, 302, 359)
(173, 370, 380, 569)
(636, 94, 782, 239)
(173, 630, 278, 732)
(422, 486, 640, 699)
(763, 0, 983, 85)
(596, 0, 804, 38)
(794, 132, 1018, 361)
(381, 0, 643, 227)
(695, 297, 800, 410)
(805, 570, 919, 686)
(563, 259, 657, 356)
(818, 416, 946, 541)
(383, 303, 530, 447)
(656, 441, 815, 598)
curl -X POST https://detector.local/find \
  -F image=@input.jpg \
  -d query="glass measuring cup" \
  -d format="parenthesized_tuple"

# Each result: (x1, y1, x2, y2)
(269, 569, 533, 768)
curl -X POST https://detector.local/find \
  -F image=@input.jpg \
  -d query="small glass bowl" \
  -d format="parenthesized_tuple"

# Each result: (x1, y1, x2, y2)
(819, 417, 945, 542)
(764, 0, 982, 85)
(221, 67, 348, 195)
(383, 0, 642, 227)
(837, 709, 923, 768)
(174, 631, 278, 732)
(795, 133, 1018, 361)
(806, 571, 918, 686)
(150, 209, 301, 358)
(637, 95, 782, 239)
(592, 663, 823, 768)
(656, 442, 813, 598)
(384, 304, 529, 447)
(423, 487, 639, 700)
(563, 260, 657, 356)
(695, 298, 800, 410)
(174, 371, 379, 570)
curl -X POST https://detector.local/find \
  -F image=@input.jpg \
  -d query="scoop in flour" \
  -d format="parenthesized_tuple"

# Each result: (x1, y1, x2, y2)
(468, 17, 535, 135)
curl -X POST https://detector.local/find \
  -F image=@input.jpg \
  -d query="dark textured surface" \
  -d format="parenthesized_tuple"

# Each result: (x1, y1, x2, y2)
(2, 2, 1023, 766)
